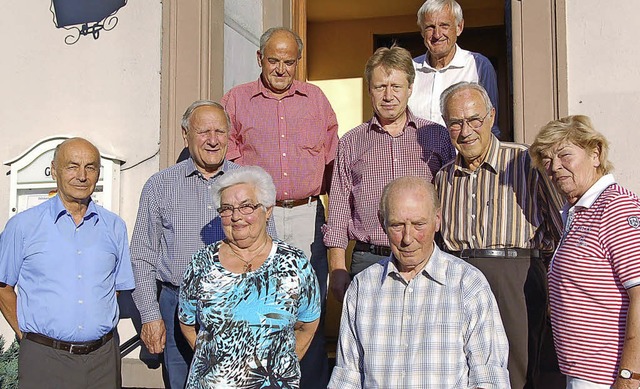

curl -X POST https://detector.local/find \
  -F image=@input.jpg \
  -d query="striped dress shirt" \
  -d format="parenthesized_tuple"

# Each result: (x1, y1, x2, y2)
(131, 159, 252, 323)
(323, 110, 456, 249)
(434, 136, 563, 254)
(329, 245, 510, 388)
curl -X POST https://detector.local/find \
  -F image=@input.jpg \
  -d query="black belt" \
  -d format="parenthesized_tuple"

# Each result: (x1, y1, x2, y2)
(161, 282, 179, 291)
(451, 248, 540, 259)
(275, 196, 319, 208)
(23, 330, 114, 355)
(353, 241, 391, 257)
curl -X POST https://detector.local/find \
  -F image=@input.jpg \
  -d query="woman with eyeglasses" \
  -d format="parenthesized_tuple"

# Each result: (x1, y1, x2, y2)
(177, 165, 321, 388)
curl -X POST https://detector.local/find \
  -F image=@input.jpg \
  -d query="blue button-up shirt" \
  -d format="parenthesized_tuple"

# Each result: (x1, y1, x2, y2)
(0, 195, 135, 342)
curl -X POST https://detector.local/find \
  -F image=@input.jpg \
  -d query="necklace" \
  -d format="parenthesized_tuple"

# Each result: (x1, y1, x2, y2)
(226, 238, 270, 273)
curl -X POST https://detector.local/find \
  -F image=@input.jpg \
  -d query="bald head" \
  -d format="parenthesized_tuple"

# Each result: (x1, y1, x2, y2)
(379, 176, 440, 225)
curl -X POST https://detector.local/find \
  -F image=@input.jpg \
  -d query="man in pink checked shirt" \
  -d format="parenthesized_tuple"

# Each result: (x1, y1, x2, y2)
(322, 45, 456, 303)
(221, 26, 338, 389)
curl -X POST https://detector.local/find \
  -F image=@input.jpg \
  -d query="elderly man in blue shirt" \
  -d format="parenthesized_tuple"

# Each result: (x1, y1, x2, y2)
(0, 137, 135, 389)
(329, 176, 509, 388)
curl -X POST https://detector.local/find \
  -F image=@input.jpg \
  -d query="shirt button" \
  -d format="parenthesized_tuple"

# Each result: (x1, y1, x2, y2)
(77, 275, 82, 279)
(280, 116, 284, 120)
(78, 300, 83, 304)
(471, 214, 476, 219)
(471, 193, 476, 198)
(282, 153, 286, 157)
(77, 250, 82, 255)
(407, 288, 413, 293)
(207, 205, 212, 209)
(78, 325, 84, 330)
(283, 172, 288, 176)
(281, 134, 285, 138)
(284, 192, 289, 196)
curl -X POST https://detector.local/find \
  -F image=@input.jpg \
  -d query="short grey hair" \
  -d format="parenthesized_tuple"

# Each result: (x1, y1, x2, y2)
(212, 166, 277, 209)
(379, 176, 440, 227)
(259, 27, 304, 59)
(440, 81, 493, 119)
(181, 100, 231, 132)
(417, 0, 463, 31)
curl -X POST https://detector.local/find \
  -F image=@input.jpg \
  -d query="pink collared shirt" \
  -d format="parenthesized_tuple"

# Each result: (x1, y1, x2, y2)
(222, 78, 339, 200)
(322, 111, 456, 249)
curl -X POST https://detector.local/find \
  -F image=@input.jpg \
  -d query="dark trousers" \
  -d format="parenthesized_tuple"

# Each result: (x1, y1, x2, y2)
(464, 256, 547, 389)
(159, 284, 194, 389)
(299, 201, 329, 389)
(18, 334, 120, 389)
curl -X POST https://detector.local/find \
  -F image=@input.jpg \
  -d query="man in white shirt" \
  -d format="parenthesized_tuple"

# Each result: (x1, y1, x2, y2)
(408, 0, 500, 136)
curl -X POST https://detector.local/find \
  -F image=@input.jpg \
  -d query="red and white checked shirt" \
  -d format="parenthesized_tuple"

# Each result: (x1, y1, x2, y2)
(221, 78, 339, 200)
(322, 110, 456, 249)
(550, 174, 640, 385)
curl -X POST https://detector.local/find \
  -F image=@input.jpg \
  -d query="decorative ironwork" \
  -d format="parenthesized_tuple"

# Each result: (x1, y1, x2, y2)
(50, 0, 127, 45)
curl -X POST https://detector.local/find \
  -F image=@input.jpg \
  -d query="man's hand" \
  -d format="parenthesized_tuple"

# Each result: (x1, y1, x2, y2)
(330, 268, 351, 303)
(328, 247, 351, 303)
(141, 319, 166, 354)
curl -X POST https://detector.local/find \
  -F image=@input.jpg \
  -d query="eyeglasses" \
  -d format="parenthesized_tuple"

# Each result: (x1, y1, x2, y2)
(445, 109, 491, 131)
(217, 203, 263, 217)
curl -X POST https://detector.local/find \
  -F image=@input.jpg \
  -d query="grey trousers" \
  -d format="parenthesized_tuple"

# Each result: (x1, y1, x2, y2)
(18, 334, 121, 389)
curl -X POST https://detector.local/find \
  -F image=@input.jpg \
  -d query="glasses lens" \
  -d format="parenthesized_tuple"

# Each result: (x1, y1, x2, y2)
(239, 204, 256, 215)
(468, 118, 483, 128)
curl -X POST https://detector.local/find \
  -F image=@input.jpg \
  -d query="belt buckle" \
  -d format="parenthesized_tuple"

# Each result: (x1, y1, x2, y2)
(69, 344, 80, 354)
(505, 249, 517, 258)
(281, 200, 294, 208)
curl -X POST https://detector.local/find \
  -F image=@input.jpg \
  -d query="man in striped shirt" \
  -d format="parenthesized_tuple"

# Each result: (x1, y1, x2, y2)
(323, 45, 456, 303)
(221, 27, 338, 388)
(434, 81, 564, 389)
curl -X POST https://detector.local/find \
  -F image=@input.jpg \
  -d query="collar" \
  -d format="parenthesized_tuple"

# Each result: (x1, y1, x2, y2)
(417, 44, 466, 71)
(450, 134, 500, 175)
(561, 174, 615, 217)
(51, 195, 99, 225)
(249, 77, 309, 100)
(368, 108, 418, 134)
(380, 244, 447, 286)
(183, 158, 229, 180)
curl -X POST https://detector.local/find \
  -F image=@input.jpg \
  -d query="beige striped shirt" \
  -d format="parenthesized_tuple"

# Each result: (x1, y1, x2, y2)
(434, 136, 563, 254)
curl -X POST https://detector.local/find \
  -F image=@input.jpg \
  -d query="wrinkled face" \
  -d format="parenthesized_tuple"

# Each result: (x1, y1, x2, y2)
(220, 183, 272, 248)
(257, 31, 299, 97)
(444, 89, 494, 168)
(51, 139, 101, 205)
(384, 186, 441, 273)
(540, 141, 601, 205)
(421, 7, 463, 62)
(369, 66, 413, 126)
(183, 106, 229, 178)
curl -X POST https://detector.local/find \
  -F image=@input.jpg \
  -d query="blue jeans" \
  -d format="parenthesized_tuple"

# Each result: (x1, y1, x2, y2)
(159, 284, 193, 389)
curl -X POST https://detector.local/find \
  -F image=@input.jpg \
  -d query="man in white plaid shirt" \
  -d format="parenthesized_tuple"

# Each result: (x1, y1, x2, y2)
(328, 176, 510, 388)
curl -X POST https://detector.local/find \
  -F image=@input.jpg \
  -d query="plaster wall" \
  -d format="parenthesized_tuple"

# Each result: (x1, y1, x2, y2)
(0, 0, 162, 362)
(565, 1, 640, 193)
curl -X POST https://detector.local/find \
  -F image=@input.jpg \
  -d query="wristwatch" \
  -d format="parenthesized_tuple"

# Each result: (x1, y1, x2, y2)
(619, 368, 640, 380)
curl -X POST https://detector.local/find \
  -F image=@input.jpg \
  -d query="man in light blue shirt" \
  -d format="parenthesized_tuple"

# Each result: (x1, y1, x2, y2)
(0, 137, 135, 389)
(329, 176, 509, 388)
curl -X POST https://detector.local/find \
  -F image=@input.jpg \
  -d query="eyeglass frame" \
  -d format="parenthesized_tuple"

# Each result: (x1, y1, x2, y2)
(217, 203, 264, 217)
(443, 108, 492, 132)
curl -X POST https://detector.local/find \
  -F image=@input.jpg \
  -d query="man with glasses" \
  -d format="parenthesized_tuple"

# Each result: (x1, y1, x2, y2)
(323, 45, 455, 303)
(435, 81, 564, 389)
